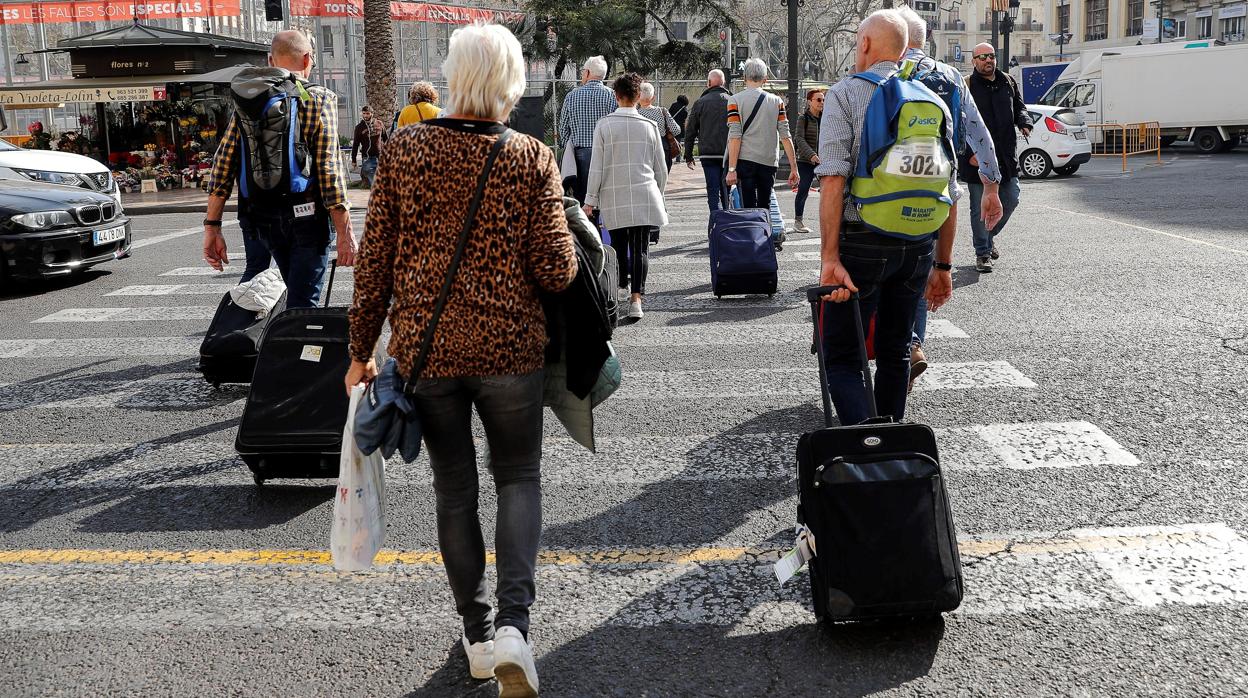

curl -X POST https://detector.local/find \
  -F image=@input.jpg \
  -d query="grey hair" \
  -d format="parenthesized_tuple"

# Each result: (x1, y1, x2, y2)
(639, 81, 656, 100)
(743, 57, 768, 82)
(897, 5, 927, 47)
(708, 69, 726, 86)
(583, 55, 608, 80)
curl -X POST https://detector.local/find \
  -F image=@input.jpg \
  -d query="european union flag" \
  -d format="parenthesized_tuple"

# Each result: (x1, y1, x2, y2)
(1021, 64, 1067, 103)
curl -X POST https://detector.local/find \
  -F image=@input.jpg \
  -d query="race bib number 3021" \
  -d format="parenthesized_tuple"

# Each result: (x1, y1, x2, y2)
(884, 140, 950, 179)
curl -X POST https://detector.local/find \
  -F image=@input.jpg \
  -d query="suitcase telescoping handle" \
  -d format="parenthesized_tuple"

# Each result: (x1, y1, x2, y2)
(806, 285, 878, 427)
(323, 259, 337, 308)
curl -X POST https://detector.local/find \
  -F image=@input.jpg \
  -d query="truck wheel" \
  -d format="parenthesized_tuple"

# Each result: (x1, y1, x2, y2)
(1054, 164, 1080, 176)
(1193, 128, 1225, 154)
(1019, 150, 1052, 179)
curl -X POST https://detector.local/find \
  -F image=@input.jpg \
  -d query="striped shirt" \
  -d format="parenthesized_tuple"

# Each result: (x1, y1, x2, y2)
(726, 87, 791, 167)
(558, 80, 618, 149)
(206, 83, 349, 211)
(815, 61, 956, 223)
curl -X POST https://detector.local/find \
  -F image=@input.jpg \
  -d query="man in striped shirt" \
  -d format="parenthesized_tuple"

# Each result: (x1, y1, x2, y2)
(558, 55, 617, 206)
(724, 58, 799, 209)
(203, 30, 354, 308)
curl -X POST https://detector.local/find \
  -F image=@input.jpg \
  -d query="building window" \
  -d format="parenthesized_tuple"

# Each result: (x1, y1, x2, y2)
(321, 26, 335, 55)
(1222, 16, 1245, 41)
(1198, 15, 1213, 38)
(1085, 0, 1108, 40)
(1021, 39, 1032, 58)
(1058, 3, 1071, 34)
(671, 21, 688, 40)
(1175, 19, 1186, 37)
(1126, 0, 1144, 35)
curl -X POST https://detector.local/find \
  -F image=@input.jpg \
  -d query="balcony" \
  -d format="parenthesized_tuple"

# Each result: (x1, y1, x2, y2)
(978, 20, 1045, 32)
(943, 21, 967, 30)
(1010, 54, 1046, 64)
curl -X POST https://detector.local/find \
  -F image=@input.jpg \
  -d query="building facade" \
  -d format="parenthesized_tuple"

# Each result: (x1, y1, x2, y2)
(930, 0, 1050, 69)
(1043, 0, 1245, 57)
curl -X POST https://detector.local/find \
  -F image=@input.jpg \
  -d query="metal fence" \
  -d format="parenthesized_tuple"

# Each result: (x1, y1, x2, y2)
(1086, 122, 1162, 172)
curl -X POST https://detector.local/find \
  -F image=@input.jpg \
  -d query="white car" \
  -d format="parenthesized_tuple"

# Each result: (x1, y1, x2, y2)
(1016, 105, 1094, 178)
(0, 139, 121, 207)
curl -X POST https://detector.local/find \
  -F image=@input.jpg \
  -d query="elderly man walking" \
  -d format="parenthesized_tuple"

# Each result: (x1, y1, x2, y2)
(682, 69, 732, 212)
(816, 9, 955, 425)
(559, 55, 617, 206)
(964, 42, 1032, 273)
(725, 58, 799, 209)
(203, 29, 355, 308)
(895, 5, 1004, 388)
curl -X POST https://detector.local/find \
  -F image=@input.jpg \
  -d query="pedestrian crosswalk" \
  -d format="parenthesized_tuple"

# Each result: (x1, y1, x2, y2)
(0, 192, 1242, 688)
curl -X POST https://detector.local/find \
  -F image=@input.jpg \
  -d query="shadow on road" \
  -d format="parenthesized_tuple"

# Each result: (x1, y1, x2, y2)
(0, 268, 112, 301)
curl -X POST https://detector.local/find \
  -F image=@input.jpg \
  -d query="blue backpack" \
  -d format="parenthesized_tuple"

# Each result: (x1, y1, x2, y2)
(906, 58, 965, 151)
(230, 67, 314, 202)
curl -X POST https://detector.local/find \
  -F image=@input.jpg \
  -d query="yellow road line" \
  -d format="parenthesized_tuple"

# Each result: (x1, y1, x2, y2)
(0, 529, 1217, 568)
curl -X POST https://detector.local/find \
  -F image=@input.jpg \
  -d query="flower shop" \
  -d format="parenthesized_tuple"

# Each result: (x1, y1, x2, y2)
(0, 23, 267, 193)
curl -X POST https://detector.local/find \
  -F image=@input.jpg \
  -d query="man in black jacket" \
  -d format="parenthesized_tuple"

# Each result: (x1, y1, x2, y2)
(960, 43, 1032, 273)
(683, 69, 732, 211)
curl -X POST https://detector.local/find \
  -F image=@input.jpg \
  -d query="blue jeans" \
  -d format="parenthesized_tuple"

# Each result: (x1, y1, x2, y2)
(240, 227, 272, 283)
(795, 161, 817, 219)
(701, 156, 725, 212)
(240, 203, 332, 308)
(360, 156, 378, 187)
(822, 233, 935, 425)
(573, 146, 593, 206)
(407, 370, 546, 643)
(736, 160, 776, 210)
(967, 177, 1021, 257)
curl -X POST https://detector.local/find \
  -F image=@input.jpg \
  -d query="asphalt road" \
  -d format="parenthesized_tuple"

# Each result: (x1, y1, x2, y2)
(2, 147, 1248, 696)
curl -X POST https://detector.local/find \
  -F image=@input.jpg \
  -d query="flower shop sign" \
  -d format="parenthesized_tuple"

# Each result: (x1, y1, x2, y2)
(0, 85, 164, 104)
(0, 0, 241, 24)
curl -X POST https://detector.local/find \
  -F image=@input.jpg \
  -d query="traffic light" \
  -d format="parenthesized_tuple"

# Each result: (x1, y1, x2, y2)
(265, 0, 283, 22)
(734, 45, 749, 61)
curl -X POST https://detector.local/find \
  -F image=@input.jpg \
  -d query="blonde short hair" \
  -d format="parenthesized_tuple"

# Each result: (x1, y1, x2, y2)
(408, 81, 438, 105)
(442, 23, 526, 122)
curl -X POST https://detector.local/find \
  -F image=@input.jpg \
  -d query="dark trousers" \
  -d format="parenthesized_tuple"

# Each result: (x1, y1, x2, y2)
(700, 157, 725, 212)
(611, 225, 654, 295)
(736, 160, 776, 210)
(407, 370, 546, 643)
(240, 226, 272, 283)
(821, 232, 935, 425)
(239, 203, 333, 308)
(795, 161, 818, 219)
(573, 146, 593, 206)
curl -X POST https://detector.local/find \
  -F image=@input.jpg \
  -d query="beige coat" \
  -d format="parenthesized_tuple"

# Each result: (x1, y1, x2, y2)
(584, 107, 669, 230)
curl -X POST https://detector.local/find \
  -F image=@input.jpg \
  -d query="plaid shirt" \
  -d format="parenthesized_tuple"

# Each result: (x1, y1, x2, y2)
(558, 80, 617, 149)
(205, 83, 349, 210)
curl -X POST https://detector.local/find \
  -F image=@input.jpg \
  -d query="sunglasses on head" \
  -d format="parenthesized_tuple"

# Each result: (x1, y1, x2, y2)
(974, 53, 996, 60)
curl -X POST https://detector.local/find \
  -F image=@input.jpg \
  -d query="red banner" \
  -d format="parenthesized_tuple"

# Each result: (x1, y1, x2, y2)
(0, 0, 241, 24)
(289, 0, 522, 24)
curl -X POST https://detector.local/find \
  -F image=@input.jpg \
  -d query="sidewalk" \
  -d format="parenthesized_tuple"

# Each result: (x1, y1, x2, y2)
(121, 186, 373, 215)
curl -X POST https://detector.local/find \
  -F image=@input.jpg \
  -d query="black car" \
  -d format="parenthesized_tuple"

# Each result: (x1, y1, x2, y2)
(0, 179, 131, 281)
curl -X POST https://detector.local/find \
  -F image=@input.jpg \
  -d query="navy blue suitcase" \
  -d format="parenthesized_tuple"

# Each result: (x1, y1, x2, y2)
(707, 189, 778, 298)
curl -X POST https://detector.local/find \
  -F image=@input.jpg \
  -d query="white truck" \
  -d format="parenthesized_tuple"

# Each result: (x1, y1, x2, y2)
(1036, 42, 1248, 153)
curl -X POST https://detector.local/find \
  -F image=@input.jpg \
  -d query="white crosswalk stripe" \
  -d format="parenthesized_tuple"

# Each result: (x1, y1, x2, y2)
(0, 337, 202, 358)
(0, 376, 245, 410)
(159, 267, 241, 277)
(33, 307, 218, 323)
(618, 319, 968, 346)
(106, 284, 237, 297)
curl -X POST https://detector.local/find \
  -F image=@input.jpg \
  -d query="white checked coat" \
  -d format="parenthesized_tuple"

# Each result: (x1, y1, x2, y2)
(584, 107, 670, 230)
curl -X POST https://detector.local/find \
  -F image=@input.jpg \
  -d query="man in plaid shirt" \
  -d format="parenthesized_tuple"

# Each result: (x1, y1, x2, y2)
(559, 55, 616, 206)
(202, 29, 355, 308)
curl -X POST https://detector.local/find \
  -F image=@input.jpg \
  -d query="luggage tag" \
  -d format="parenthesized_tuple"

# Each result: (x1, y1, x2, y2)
(773, 525, 816, 586)
(293, 202, 316, 218)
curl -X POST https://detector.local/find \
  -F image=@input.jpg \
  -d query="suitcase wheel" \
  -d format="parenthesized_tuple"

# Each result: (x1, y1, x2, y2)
(253, 474, 266, 487)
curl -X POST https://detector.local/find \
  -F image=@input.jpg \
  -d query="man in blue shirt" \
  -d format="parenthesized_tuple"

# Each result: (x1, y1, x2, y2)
(559, 56, 617, 206)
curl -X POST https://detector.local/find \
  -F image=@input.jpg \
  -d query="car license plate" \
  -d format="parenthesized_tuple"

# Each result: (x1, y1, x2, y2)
(1074, 131, 1087, 140)
(93, 225, 125, 246)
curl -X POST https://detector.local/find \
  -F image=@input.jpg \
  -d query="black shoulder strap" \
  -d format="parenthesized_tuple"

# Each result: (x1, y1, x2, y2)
(740, 92, 768, 136)
(407, 129, 514, 382)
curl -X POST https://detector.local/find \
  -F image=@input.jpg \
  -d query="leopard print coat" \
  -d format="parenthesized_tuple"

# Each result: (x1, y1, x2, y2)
(348, 118, 578, 379)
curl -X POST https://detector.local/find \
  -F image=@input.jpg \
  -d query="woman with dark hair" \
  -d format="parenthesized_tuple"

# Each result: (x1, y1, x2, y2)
(792, 88, 824, 234)
(583, 72, 669, 322)
(668, 93, 690, 132)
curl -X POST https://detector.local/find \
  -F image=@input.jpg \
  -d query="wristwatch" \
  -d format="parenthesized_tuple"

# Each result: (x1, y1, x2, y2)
(933, 261, 953, 272)
(727, 166, 737, 172)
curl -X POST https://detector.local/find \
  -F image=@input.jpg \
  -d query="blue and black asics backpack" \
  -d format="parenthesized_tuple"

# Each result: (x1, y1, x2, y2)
(230, 67, 314, 203)
(905, 58, 965, 152)
(848, 64, 956, 238)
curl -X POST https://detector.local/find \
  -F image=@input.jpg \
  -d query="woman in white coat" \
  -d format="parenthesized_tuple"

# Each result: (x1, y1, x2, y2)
(583, 72, 670, 321)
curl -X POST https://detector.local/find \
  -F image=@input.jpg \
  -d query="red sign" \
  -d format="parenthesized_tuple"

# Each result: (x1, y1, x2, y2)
(289, 0, 522, 24)
(0, 0, 241, 24)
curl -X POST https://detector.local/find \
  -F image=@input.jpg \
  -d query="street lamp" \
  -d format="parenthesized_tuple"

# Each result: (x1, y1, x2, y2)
(1049, 31, 1073, 61)
(1001, 0, 1020, 69)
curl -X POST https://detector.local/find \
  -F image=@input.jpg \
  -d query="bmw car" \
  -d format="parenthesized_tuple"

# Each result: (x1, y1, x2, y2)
(0, 139, 121, 207)
(0, 180, 131, 282)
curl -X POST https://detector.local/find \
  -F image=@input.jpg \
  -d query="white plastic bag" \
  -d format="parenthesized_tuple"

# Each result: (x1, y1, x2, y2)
(330, 385, 387, 571)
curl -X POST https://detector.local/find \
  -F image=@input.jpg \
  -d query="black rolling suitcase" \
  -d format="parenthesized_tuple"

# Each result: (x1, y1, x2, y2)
(797, 285, 963, 621)
(235, 263, 349, 485)
(198, 289, 288, 386)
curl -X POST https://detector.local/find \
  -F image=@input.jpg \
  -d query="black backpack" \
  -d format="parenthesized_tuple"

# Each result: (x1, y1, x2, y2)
(230, 67, 314, 202)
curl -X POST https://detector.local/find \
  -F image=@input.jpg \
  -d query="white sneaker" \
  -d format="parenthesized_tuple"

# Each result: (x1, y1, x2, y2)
(628, 299, 643, 320)
(493, 626, 538, 697)
(462, 635, 495, 680)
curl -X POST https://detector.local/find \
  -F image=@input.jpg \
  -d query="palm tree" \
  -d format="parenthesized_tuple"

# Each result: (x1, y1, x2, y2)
(362, 0, 397, 130)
